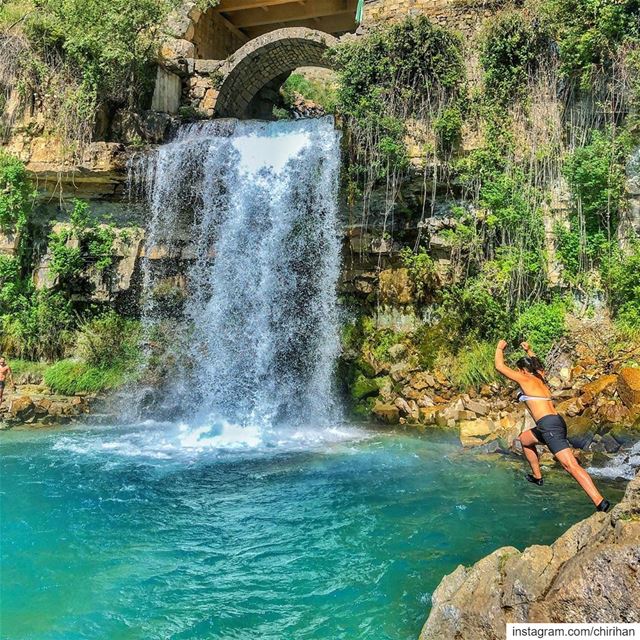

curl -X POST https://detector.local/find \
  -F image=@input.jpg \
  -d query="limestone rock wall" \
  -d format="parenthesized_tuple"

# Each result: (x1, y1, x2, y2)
(362, 0, 499, 34)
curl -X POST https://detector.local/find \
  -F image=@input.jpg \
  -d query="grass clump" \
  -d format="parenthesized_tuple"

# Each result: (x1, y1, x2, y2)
(44, 312, 142, 394)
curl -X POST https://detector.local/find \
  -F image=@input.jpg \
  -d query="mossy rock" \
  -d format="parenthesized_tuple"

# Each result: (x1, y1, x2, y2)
(351, 374, 389, 401)
(608, 422, 640, 447)
(565, 415, 595, 449)
(352, 396, 377, 419)
(355, 355, 376, 378)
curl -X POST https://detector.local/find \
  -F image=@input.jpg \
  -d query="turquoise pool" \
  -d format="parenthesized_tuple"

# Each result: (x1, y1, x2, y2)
(0, 421, 626, 640)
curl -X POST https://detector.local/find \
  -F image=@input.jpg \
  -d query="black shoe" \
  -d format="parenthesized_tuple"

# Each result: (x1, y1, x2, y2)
(526, 474, 544, 486)
(596, 499, 610, 512)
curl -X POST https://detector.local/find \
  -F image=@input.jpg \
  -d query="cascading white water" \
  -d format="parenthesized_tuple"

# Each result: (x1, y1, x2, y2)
(129, 117, 342, 431)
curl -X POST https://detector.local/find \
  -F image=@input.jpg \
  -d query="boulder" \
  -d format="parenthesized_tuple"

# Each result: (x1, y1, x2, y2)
(410, 371, 436, 391)
(7, 396, 35, 421)
(351, 374, 382, 401)
(596, 402, 630, 425)
(459, 418, 496, 447)
(617, 368, 640, 412)
(582, 374, 618, 397)
(420, 471, 640, 639)
(387, 343, 407, 361)
(389, 362, 415, 383)
(599, 433, 621, 453)
(556, 397, 585, 417)
(463, 398, 490, 416)
(419, 405, 443, 425)
(372, 401, 400, 424)
(565, 415, 595, 449)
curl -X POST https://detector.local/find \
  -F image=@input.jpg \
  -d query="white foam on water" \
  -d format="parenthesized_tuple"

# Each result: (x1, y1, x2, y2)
(50, 418, 373, 465)
(588, 441, 640, 480)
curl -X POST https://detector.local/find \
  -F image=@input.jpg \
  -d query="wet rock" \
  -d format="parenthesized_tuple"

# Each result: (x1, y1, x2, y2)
(351, 374, 383, 400)
(420, 471, 640, 638)
(600, 433, 621, 453)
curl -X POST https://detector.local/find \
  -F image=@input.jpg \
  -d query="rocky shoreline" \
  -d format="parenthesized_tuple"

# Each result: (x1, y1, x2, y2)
(0, 385, 94, 428)
(420, 470, 640, 638)
(364, 347, 640, 464)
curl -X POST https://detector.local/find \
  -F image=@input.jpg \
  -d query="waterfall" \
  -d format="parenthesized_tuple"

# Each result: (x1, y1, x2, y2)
(129, 117, 342, 430)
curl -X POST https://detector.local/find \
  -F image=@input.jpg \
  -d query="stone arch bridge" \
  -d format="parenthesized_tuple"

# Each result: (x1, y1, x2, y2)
(153, 0, 358, 119)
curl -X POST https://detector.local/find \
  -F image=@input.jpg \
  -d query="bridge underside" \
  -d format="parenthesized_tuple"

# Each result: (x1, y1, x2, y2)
(213, 0, 359, 40)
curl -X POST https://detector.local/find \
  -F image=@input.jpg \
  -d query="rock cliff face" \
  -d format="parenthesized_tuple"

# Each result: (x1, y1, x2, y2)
(419, 471, 640, 639)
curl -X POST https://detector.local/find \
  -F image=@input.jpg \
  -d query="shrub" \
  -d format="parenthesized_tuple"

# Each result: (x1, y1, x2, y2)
(332, 15, 464, 181)
(480, 11, 549, 105)
(564, 129, 632, 235)
(48, 199, 116, 294)
(433, 105, 463, 154)
(510, 300, 567, 357)
(74, 311, 141, 368)
(400, 247, 439, 302)
(2, 0, 182, 151)
(543, 0, 640, 83)
(602, 244, 640, 328)
(441, 277, 510, 341)
(0, 151, 33, 232)
(2, 290, 75, 360)
(445, 341, 500, 390)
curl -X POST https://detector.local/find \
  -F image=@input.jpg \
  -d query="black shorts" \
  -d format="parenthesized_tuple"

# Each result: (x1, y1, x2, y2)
(530, 414, 571, 455)
(0, 380, 4, 391)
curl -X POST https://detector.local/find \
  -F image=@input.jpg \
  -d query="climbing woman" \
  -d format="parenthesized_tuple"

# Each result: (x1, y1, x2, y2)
(494, 339, 610, 512)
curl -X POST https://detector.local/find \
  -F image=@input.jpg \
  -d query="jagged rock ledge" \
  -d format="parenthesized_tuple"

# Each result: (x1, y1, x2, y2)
(420, 471, 640, 639)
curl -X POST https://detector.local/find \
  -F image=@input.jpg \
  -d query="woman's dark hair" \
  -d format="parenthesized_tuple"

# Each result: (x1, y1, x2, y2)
(516, 355, 545, 381)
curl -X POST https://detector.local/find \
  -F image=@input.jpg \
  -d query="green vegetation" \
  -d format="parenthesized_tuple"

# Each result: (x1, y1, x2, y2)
(0, 153, 138, 396)
(542, 0, 640, 83)
(332, 15, 464, 185)
(47, 199, 116, 294)
(44, 312, 142, 394)
(480, 11, 549, 105)
(445, 341, 500, 390)
(604, 245, 640, 328)
(0, 150, 33, 233)
(0, 0, 182, 152)
(280, 72, 338, 114)
(510, 300, 567, 357)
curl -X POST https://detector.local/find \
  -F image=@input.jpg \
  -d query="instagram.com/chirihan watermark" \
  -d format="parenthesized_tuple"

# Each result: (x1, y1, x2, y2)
(507, 623, 640, 639)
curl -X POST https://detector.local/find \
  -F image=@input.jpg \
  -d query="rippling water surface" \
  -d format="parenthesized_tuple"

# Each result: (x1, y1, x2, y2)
(0, 422, 626, 640)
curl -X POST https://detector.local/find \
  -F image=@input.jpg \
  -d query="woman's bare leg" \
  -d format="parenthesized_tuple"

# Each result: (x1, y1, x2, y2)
(518, 430, 542, 479)
(555, 448, 604, 506)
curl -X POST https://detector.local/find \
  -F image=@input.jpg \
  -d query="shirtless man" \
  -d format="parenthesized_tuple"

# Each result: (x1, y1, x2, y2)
(0, 357, 16, 406)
